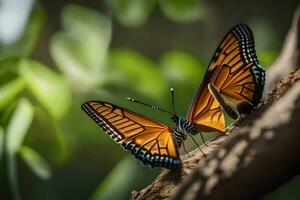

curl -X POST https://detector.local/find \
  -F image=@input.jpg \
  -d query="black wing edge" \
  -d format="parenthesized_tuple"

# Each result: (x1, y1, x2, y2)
(231, 24, 265, 107)
(81, 101, 124, 143)
(122, 140, 181, 169)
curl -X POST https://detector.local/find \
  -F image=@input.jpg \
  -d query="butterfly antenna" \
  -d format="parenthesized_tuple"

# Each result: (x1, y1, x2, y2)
(170, 88, 177, 115)
(126, 97, 174, 115)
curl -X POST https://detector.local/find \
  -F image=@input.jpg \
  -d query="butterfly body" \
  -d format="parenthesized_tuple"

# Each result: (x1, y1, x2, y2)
(82, 24, 265, 169)
(178, 117, 198, 135)
(171, 115, 200, 146)
(171, 128, 186, 149)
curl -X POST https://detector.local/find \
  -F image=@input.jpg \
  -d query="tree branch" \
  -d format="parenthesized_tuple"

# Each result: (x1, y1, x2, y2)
(131, 5, 300, 200)
(171, 69, 300, 200)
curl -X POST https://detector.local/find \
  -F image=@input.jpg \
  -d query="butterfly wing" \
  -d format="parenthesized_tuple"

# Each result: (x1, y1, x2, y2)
(188, 73, 226, 133)
(210, 24, 265, 115)
(81, 101, 180, 169)
(188, 24, 265, 133)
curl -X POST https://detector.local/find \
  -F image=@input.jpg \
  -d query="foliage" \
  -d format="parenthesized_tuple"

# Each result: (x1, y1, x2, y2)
(0, 5, 45, 58)
(159, 0, 204, 22)
(19, 59, 72, 120)
(106, 0, 205, 26)
(19, 146, 51, 180)
(108, 48, 168, 100)
(106, 0, 157, 26)
(6, 98, 34, 200)
(50, 4, 112, 91)
(0, 0, 290, 200)
(92, 157, 158, 200)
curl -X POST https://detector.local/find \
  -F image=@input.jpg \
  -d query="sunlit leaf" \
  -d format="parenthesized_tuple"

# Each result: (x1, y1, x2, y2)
(160, 50, 203, 85)
(62, 4, 111, 69)
(0, 5, 45, 58)
(106, 0, 156, 26)
(159, 0, 204, 22)
(6, 98, 34, 200)
(92, 157, 158, 200)
(19, 146, 52, 180)
(6, 98, 34, 154)
(108, 49, 168, 100)
(0, 77, 25, 109)
(19, 59, 72, 120)
(50, 4, 111, 90)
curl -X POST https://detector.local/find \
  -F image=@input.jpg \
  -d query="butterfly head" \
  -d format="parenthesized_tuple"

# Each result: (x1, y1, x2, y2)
(171, 115, 180, 124)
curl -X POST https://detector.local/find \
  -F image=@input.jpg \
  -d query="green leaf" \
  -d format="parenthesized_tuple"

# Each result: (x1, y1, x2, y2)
(6, 98, 34, 154)
(0, 57, 21, 78)
(106, 0, 156, 26)
(19, 59, 72, 120)
(50, 4, 111, 90)
(257, 50, 279, 68)
(0, 127, 3, 160)
(0, 6, 45, 58)
(92, 157, 158, 200)
(160, 50, 203, 85)
(160, 50, 204, 114)
(159, 0, 204, 22)
(6, 98, 34, 200)
(0, 78, 25, 110)
(19, 146, 52, 180)
(108, 49, 168, 100)
(28, 108, 69, 165)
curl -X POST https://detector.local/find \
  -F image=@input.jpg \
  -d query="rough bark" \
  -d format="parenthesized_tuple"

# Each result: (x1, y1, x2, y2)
(131, 5, 300, 200)
(171, 70, 300, 200)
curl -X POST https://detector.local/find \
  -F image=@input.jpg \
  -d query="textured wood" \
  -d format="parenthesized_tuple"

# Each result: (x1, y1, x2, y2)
(132, 69, 300, 200)
(171, 70, 300, 200)
(132, 5, 300, 200)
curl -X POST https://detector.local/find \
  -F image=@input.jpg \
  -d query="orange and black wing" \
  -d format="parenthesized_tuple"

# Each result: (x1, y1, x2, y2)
(188, 24, 265, 133)
(210, 24, 265, 116)
(81, 101, 180, 169)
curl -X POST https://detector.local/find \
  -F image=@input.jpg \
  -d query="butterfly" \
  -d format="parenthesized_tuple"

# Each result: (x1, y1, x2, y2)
(81, 24, 265, 169)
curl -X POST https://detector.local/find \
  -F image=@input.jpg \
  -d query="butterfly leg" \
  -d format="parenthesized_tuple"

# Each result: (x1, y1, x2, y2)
(199, 132, 208, 146)
(182, 142, 190, 157)
(190, 135, 206, 158)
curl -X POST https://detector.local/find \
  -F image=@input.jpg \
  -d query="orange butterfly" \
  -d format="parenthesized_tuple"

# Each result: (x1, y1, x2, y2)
(81, 24, 265, 169)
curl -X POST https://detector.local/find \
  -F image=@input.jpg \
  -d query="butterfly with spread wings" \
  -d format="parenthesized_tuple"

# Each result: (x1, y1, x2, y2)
(81, 24, 265, 169)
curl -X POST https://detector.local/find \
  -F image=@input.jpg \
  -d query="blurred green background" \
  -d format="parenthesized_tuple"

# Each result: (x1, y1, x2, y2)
(0, 0, 299, 199)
